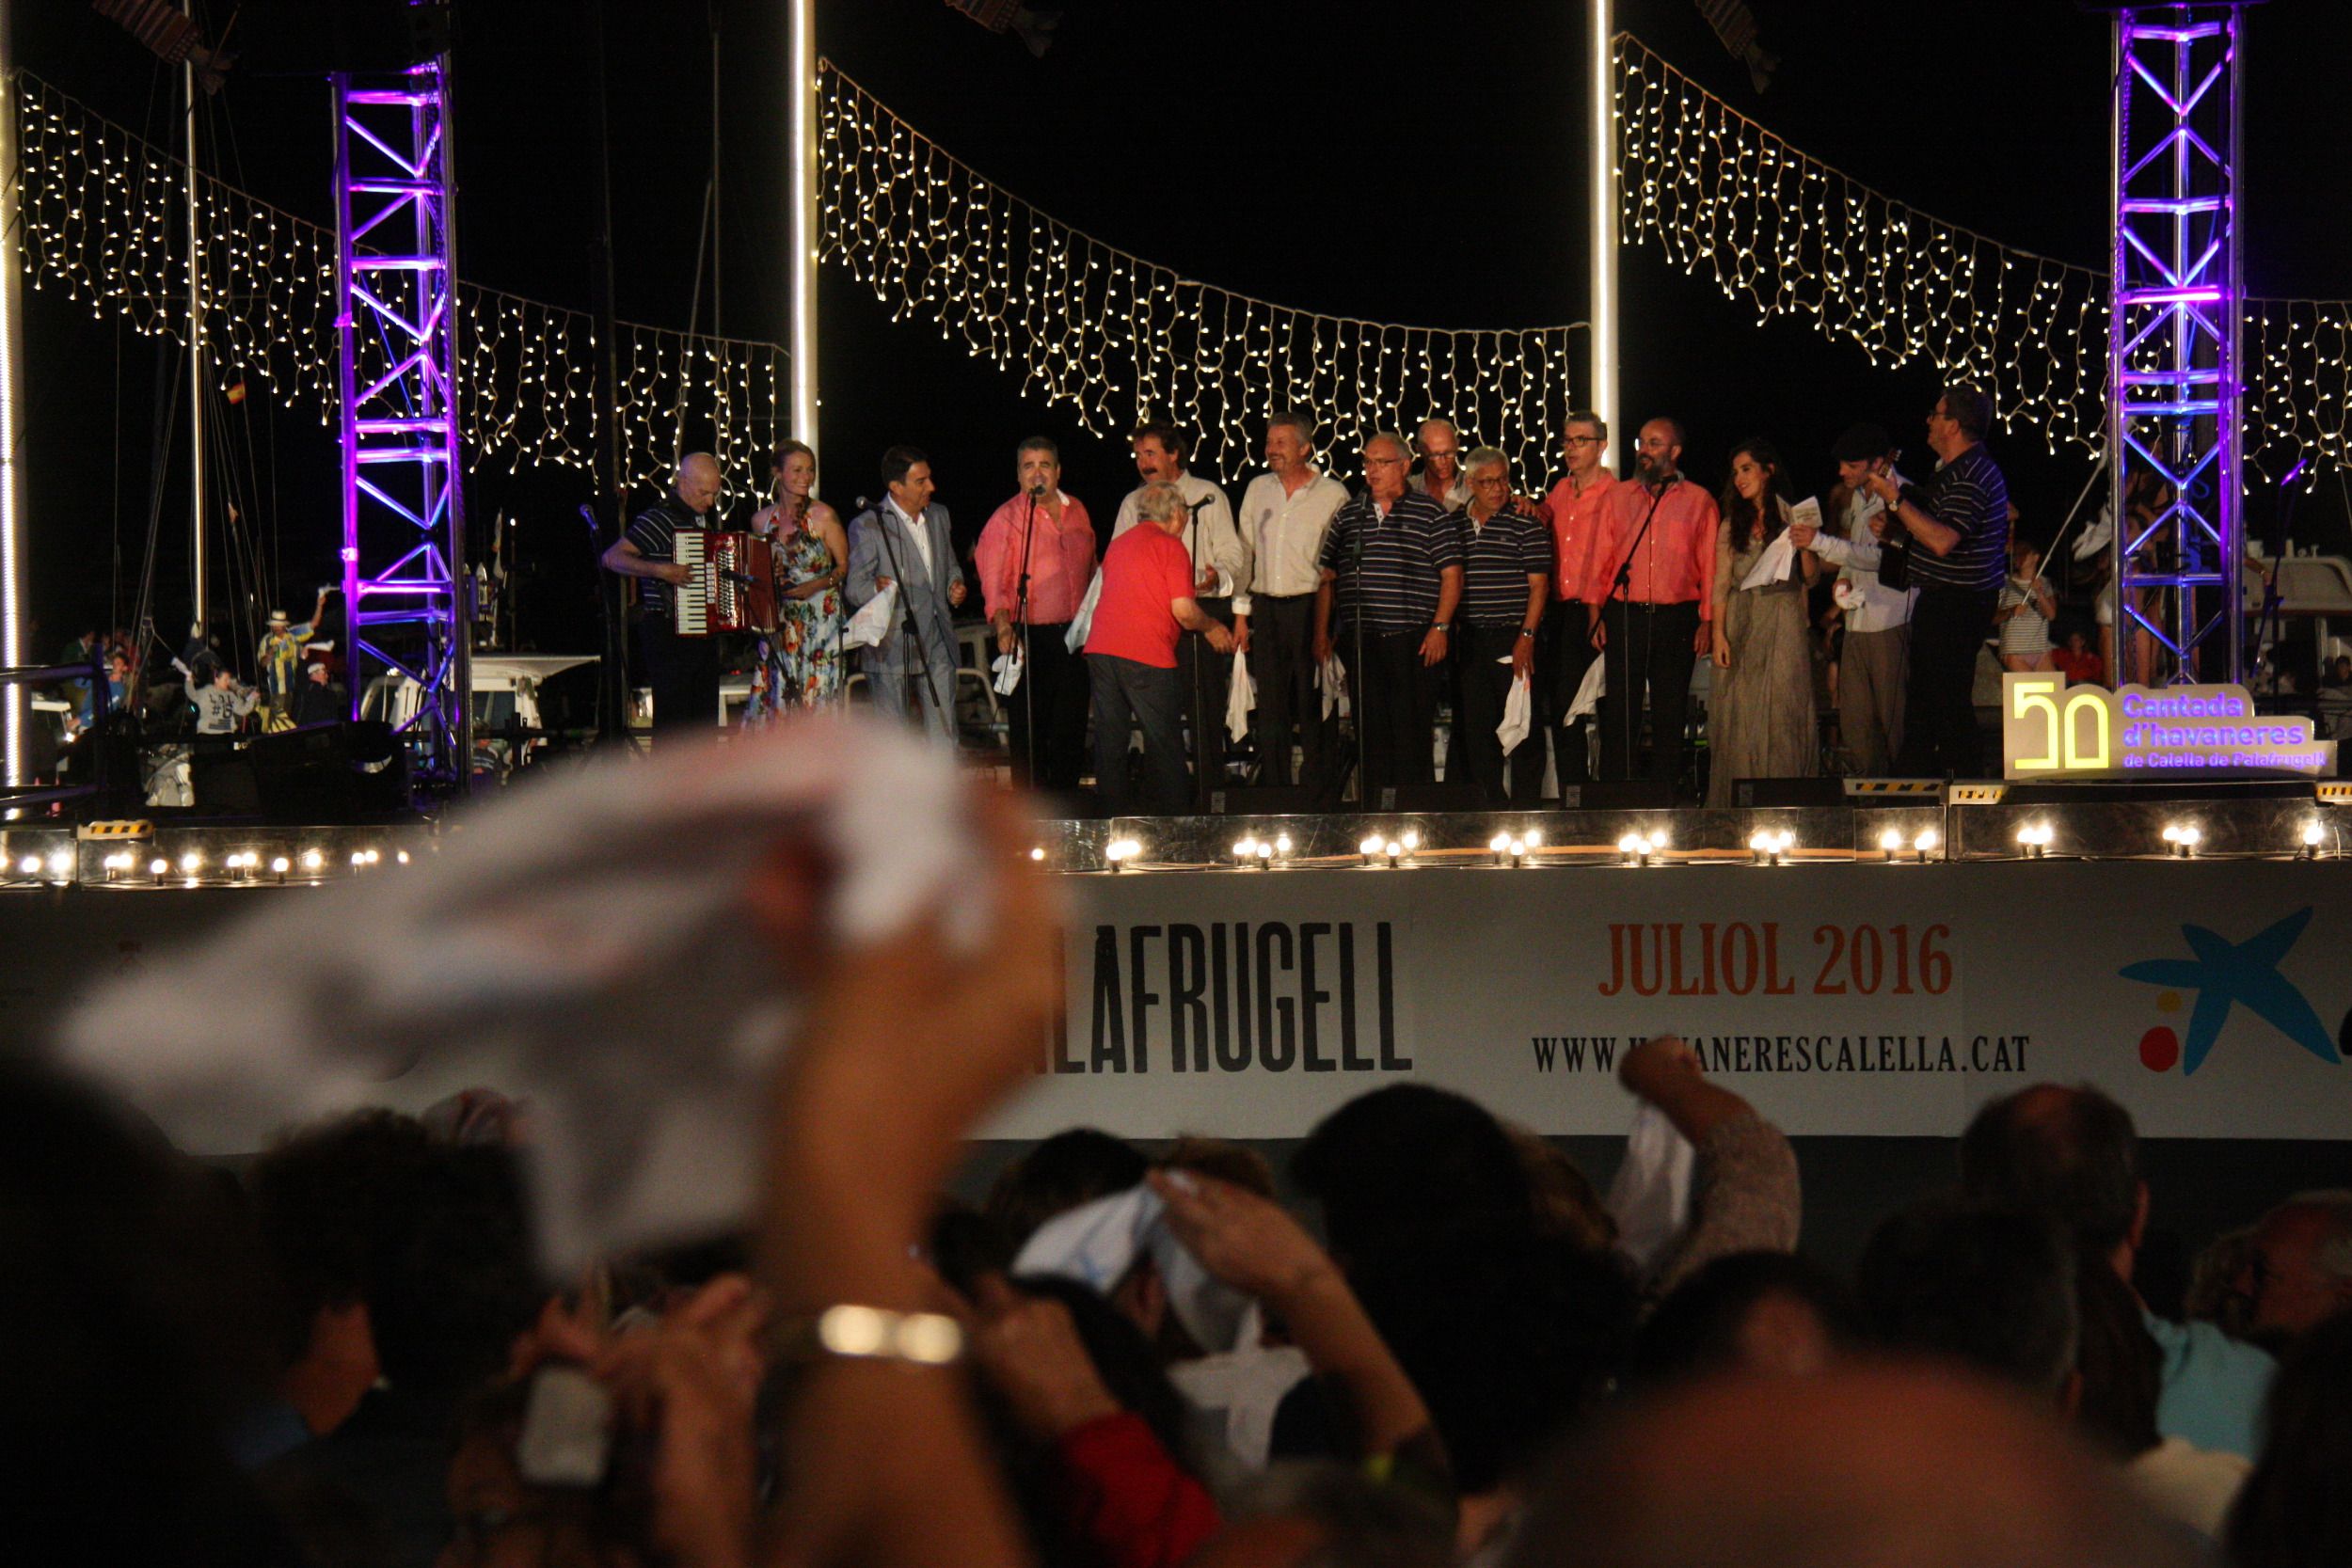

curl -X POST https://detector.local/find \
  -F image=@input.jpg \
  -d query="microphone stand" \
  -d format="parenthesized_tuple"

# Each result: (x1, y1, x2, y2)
(1014, 486, 1041, 785)
(871, 501, 949, 730)
(1350, 494, 1371, 808)
(1600, 473, 1674, 784)
(1182, 483, 1216, 810)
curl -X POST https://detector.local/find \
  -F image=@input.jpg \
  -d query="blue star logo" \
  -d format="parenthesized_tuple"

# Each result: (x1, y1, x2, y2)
(2119, 908, 2343, 1075)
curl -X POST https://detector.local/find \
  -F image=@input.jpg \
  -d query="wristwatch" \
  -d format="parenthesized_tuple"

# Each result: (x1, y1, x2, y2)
(1518, 627, 1537, 640)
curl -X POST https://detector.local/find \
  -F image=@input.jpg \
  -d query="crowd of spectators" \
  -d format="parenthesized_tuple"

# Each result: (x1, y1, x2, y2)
(9, 809, 2352, 1568)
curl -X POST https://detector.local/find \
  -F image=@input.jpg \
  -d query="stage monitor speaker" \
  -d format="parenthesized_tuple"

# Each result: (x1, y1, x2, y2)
(1561, 780, 1676, 811)
(1210, 784, 1315, 816)
(248, 721, 407, 821)
(1738, 777, 1847, 809)
(189, 737, 261, 815)
(1382, 783, 1484, 814)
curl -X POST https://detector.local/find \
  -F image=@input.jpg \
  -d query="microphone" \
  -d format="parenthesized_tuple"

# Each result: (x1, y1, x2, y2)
(1028, 481, 1048, 499)
(1649, 469, 1681, 497)
(579, 503, 600, 533)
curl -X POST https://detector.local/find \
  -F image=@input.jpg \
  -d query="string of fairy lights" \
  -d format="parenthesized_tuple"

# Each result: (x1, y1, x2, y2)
(818, 62, 1587, 487)
(1613, 35, 2350, 483)
(8, 51, 2346, 499)
(10, 72, 787, 500)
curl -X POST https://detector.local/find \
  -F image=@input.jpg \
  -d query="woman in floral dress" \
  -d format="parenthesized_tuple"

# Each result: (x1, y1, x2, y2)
(748, 439, 849, 719)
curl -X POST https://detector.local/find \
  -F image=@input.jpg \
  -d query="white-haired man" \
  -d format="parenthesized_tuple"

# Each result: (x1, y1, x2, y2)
(1454, 448, 1551, 804)
(1088, 482, 1233, 814)
(601, 451, 726, 736)
(1313, 433, 1465, 805)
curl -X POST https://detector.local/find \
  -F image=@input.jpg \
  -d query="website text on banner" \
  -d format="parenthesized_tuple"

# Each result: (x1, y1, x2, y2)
(981, 863, 2352, 1141)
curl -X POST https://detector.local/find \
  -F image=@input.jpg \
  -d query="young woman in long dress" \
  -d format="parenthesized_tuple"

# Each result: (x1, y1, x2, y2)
(747, 440, 850, 719)
(1707, 439, 1820, 806)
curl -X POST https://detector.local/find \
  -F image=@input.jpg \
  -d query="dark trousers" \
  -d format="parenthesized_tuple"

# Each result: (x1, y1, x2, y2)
(1089, 653, 1188, 816)
(1597, 599, 1700, 785)
(1179, 597, 1235, 807)
(1459, 624, 1546, 805)
(1006, 621, 1089, 793)
(1250, 594, 1330, 791)
(1347, 626, 1437, 805)
(642, 616, 723, 736)
(1539, 607, 1597, 790)
(1898, 586, 1997, 777)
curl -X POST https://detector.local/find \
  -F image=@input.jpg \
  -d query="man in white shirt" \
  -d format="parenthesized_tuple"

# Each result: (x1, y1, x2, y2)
(1113, 421, 1248, 804)
(1233, 410, 1350, 792)
(1791, 423, 1916, 777)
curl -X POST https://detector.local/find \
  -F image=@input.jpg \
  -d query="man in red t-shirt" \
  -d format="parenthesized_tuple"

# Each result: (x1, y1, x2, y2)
(1086, 482, 1235, 814)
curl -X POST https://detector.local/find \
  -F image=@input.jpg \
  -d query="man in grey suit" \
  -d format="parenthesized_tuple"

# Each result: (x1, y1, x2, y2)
(847, 444, 967, 745)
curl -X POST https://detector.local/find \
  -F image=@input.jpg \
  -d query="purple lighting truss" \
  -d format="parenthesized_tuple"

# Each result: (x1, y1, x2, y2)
(334, 53, 469, 793)
(2107, 6, 2248, 687)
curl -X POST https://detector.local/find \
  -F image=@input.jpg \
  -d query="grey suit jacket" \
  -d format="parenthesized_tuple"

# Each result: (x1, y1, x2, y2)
(846, 500, 963, 679)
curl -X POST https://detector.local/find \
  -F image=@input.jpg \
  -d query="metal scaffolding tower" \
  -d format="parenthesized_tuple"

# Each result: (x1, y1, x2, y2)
(2108, 5, 2249, 687)
(334, 51, 468, 793)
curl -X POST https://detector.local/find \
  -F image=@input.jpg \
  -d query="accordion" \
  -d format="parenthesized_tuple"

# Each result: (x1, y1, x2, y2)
(673, 531, 778, 637)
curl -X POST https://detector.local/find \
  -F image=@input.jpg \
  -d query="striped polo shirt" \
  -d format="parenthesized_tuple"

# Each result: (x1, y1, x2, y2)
(1318, 490, 1465, 634)
(1904, 445, 2010, 594)
(625, 491, 708, 620)
(1456, 505, 1552, 627)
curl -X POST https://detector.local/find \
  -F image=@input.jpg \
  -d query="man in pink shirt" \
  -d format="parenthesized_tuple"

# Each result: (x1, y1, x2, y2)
(1534, 411, 1616, 788)
(1581, 417, 1720, 788)
(1085, 483, 1235, 815)
(976, 436, 1097, 793)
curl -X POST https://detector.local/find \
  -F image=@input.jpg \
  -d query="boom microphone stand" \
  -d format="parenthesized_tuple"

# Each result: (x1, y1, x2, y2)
(1598, 472, 1676, 784)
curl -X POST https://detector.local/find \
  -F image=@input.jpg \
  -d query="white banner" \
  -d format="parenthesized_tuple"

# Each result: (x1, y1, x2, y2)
(986, 863, 2352, 1140)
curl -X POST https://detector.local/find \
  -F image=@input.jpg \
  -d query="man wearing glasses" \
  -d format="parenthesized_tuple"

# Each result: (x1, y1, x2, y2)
(1859, 387, 2009, 776)
(1535, 412, 1616, 788)
(1314, 432, 1465, 804)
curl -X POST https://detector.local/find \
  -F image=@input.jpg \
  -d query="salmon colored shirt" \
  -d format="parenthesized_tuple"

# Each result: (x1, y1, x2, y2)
(1538, 472, 1618, 607)
(975, 491, 1097, 624)
(1581, 478, 1721, 619)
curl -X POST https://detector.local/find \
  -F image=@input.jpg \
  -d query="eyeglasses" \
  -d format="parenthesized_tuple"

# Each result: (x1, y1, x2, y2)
(1563, 436, 1601, 447)
(1365, 455, 1406, 467)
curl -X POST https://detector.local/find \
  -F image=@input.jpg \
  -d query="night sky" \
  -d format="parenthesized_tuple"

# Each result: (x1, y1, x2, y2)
(16, 0, 2352, 663)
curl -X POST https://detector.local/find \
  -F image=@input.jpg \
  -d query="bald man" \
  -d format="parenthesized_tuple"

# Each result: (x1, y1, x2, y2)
(602, 451, 726, 736)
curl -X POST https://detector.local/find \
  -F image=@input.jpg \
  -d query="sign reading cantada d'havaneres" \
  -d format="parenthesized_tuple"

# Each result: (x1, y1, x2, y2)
(2002, 673, 2337, 781)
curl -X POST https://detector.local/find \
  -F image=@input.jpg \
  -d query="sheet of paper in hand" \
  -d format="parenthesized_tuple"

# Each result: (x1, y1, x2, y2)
(61, 717, 1000, 1271)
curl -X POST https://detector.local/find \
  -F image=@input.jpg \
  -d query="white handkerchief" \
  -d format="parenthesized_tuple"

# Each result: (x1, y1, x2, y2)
(1318, 654, 1350, 720)
(1226, 652, 1257, 743)
(1499, 671, 1533, 755)
(843, 583, 898, 650)
(1606, 1102, 1697, 1279)
(992, 651, 1024, 696)
(1013, 1184, 1254, 1356)
(1065, 573, 1104, 653)
(1740, 531, 1799, 592)
(1568, 650, 1606, 721)
(59, 717, 1002, 1274)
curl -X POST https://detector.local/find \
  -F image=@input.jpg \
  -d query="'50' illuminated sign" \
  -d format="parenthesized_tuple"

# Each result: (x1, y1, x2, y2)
(2005, 675, 2111, 774)
(2000, 673, 2335, 780)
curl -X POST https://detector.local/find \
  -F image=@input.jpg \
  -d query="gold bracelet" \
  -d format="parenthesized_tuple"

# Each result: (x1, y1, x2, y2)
(775, 1305, 964, 1367)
